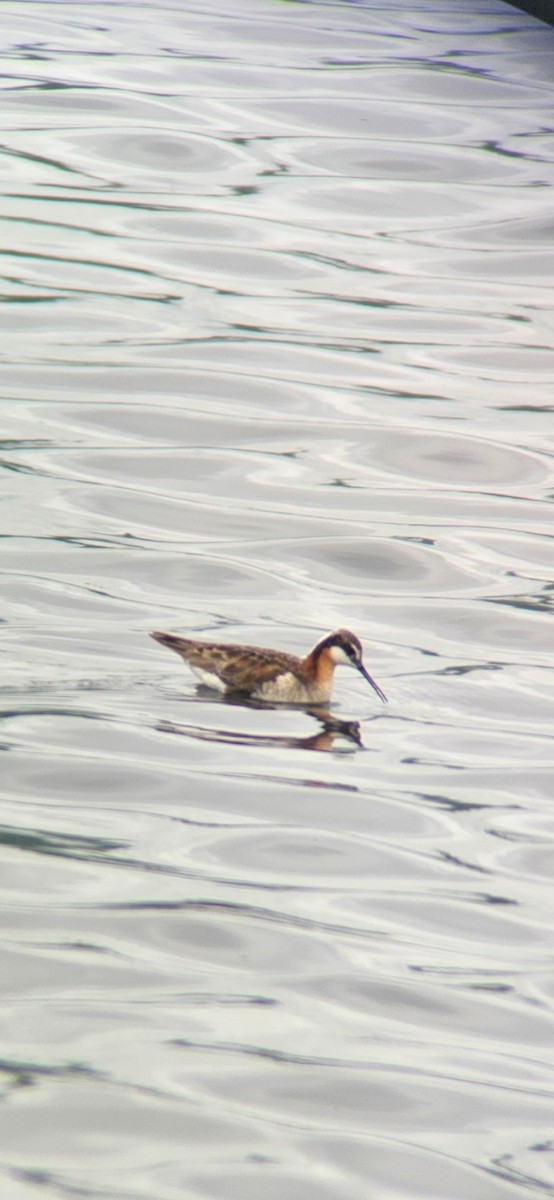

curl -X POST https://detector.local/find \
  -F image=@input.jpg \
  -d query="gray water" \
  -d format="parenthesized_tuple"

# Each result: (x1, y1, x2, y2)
(2, 1, 554, 1197)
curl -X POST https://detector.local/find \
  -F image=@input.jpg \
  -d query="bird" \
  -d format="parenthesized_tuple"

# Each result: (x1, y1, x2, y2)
(150, 627, 387, 705)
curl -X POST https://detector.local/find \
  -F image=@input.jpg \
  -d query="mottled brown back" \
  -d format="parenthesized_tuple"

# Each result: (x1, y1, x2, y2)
(150, 632, 302, 692)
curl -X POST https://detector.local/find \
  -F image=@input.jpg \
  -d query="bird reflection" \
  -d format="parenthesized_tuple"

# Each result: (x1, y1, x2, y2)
(156, 695, 363, 752)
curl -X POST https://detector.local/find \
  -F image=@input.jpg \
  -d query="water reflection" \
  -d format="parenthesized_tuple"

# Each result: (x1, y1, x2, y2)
(157, 703, 364, 753)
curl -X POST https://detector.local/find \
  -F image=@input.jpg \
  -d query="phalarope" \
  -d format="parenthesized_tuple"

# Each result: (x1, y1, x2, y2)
(151, 628, 387, 705)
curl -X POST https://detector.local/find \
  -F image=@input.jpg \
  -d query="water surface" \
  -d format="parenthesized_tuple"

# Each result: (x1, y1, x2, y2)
(2, 2, 554, 1198)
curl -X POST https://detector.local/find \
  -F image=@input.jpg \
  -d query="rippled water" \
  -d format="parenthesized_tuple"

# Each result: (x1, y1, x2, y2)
(2, 1, 554, 1197)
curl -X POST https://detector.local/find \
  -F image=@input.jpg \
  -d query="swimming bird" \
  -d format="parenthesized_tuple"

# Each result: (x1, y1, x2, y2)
(150, 628, 387, 705)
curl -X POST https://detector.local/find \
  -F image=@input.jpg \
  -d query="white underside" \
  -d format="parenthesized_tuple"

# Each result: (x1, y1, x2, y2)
(190, 665, 227, 692)
(253, 671, 329, 704)
(189, 664, 330, 703)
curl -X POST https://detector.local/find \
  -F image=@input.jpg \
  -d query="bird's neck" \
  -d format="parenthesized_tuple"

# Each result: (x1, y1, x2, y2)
(303, 644, 337, 691)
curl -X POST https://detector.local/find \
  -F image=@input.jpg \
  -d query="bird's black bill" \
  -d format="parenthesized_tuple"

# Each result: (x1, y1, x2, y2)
(357, 662, 387, 703)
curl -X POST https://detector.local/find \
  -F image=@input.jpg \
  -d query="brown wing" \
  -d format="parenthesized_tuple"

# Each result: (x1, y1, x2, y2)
(213, 645, 300, 692)
(151, 632, 300, 691)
